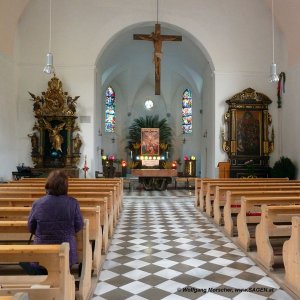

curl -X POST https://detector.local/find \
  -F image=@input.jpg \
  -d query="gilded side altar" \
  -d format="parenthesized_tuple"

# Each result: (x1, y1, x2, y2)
(28, 76, 82, 176)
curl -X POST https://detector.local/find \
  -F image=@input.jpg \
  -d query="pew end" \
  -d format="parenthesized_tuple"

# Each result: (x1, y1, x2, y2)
(0, 243, 75, 300)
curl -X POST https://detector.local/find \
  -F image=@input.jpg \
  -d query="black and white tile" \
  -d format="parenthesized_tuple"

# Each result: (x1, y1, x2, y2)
(91, 194, 294, 300)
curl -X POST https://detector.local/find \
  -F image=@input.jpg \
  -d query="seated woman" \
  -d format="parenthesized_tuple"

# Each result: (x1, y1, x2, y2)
(21, 170, 84, 275)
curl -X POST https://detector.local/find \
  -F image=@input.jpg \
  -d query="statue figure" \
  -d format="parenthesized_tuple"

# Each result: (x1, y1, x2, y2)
(66, 96, 79, 115)
(28, 132, 39, 152)
(44, 120, 65, 152)
(29, 92, 44, 116)
(73, 133, 82, 153)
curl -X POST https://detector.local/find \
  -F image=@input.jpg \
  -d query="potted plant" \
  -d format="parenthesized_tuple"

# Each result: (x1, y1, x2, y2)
(271, 156, 297, 179)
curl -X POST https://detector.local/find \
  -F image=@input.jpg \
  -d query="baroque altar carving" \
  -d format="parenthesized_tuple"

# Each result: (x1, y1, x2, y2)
(28, 76, 82, 174)
(221, 88, 274, 177)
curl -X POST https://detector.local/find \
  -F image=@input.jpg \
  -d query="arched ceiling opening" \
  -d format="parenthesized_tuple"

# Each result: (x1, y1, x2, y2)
(97, 22, 210, 101)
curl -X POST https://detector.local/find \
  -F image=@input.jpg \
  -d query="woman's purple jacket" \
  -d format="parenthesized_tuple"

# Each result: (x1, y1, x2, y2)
(28, 194, 84, 267)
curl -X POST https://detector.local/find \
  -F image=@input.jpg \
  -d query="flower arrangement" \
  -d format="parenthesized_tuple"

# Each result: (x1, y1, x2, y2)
(160, 143, 168, 151)
(184, 155, 196, 161)
(132, 142, 141, 150)
(102, 154, 116, 161)
(108, 154, 115, 161)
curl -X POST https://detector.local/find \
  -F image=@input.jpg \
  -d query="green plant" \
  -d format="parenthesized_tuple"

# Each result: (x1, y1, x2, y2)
(127, 115, 172, 151)
(271, 156, 297, 179)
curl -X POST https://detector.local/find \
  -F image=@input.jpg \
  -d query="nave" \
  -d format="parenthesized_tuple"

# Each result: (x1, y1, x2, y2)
(91, 190, 292, 300)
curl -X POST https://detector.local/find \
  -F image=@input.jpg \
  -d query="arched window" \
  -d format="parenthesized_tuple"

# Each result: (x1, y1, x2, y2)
(182, 89, 192, 134)
(105, 86, 116, 133)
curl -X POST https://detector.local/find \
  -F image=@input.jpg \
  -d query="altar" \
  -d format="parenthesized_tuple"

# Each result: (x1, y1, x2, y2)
(27, 76, 81, 176)
(127, 124, 176, 191)
(131, 169, 177, 191)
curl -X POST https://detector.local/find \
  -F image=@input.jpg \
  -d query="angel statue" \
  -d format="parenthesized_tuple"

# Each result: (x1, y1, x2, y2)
(44, 120, 65, 152)
(66, 95, 80, 115)
(28, 132, 39, 152)
(73, 133, 82, 153)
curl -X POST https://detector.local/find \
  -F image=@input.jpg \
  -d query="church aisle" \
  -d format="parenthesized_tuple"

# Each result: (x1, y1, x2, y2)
(91, 195, 293, 300)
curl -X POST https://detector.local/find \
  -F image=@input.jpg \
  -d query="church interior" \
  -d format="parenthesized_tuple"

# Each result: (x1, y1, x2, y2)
(1, 0, 300, 299)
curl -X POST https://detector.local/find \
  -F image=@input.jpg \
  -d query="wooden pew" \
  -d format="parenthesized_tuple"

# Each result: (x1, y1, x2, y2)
(205, 181, 300, 217)
(0, 206, 102, 275)
(13, 180, 123, 219)
(0, 196, 109, 254)
(0, 190, 113, 239)
(0, 243, 75, 300)
(18, 178, 124, 211)
(256, 205, 300, 271)
(220, 188, 300, 236)
(194, 177, 288, 209)
(236, 196, 300, 251)
(0, 220, 92, 300)
(0, 293, 28, 300)
(283, 216, 300, 297)
(0, 185, 118, 228)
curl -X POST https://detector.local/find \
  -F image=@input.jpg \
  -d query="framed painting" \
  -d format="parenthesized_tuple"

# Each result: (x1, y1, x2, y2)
(141, 128, 160, 156)
(236, 110, 262, 156)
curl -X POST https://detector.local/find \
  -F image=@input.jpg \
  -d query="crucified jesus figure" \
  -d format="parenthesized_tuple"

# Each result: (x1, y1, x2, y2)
(134, 23, 182, 95)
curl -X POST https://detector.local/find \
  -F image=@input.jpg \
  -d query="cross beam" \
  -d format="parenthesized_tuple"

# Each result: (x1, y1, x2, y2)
(133, 23, 182, 95)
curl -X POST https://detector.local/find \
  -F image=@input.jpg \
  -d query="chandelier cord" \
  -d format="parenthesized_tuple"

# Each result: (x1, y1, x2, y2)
(272, 0, 275, 64)
(156, 0, 159, 24)
(48, 0, 52, 53)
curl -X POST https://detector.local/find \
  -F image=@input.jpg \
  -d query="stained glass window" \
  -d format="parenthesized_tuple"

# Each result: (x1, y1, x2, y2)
(105, 86, 116, 133)
(182, 89, 192, 134)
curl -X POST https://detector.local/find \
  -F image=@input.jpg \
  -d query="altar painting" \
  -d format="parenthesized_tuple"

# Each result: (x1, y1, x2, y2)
(141, 128, 159, 156)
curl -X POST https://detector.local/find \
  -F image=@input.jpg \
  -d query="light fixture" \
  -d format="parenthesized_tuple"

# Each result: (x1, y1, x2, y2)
(144, 99, 154, 110)
(43, 0, 55, 74)
(269, 0, 279, 83)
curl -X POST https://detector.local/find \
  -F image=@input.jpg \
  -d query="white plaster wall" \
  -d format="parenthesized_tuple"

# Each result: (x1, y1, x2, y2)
(201, 65, 214, 178)
(280, 64, 300, 178)
(12, 0, 288, 178)
(0, 53, 18, 181)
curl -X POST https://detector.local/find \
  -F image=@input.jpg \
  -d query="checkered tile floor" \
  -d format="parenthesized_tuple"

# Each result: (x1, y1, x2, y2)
(91, 193, 294, 300)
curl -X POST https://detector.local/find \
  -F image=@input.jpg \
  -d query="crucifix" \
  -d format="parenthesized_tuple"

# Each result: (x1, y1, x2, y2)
(133, 23, 182, 95)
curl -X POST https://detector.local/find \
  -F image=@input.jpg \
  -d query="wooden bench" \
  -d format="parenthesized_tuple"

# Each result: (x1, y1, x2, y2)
(0, 206, 102, 275)
(0, 293, 29, 300)
(0, 196, 109, 254)
(0, 190, 113, 238)
(256, 204, 300, 271)
(19, 178, 124, 209)
(222, 188, 300, 236)
(0, 185, 119, 228)
(12, 179, 123, 219)
(194, 177, 289, 208)
(204, 181, 300, 217)
(283, 216, 300, 297)
(0, 219, 92, 300)
(236, 196, 300, 251)
(0, 243, 75, 300)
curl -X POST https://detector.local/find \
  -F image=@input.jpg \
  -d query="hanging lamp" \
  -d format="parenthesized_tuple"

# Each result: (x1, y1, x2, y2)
(43, 0, 55, 74)
(269, 0, 279, 83)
